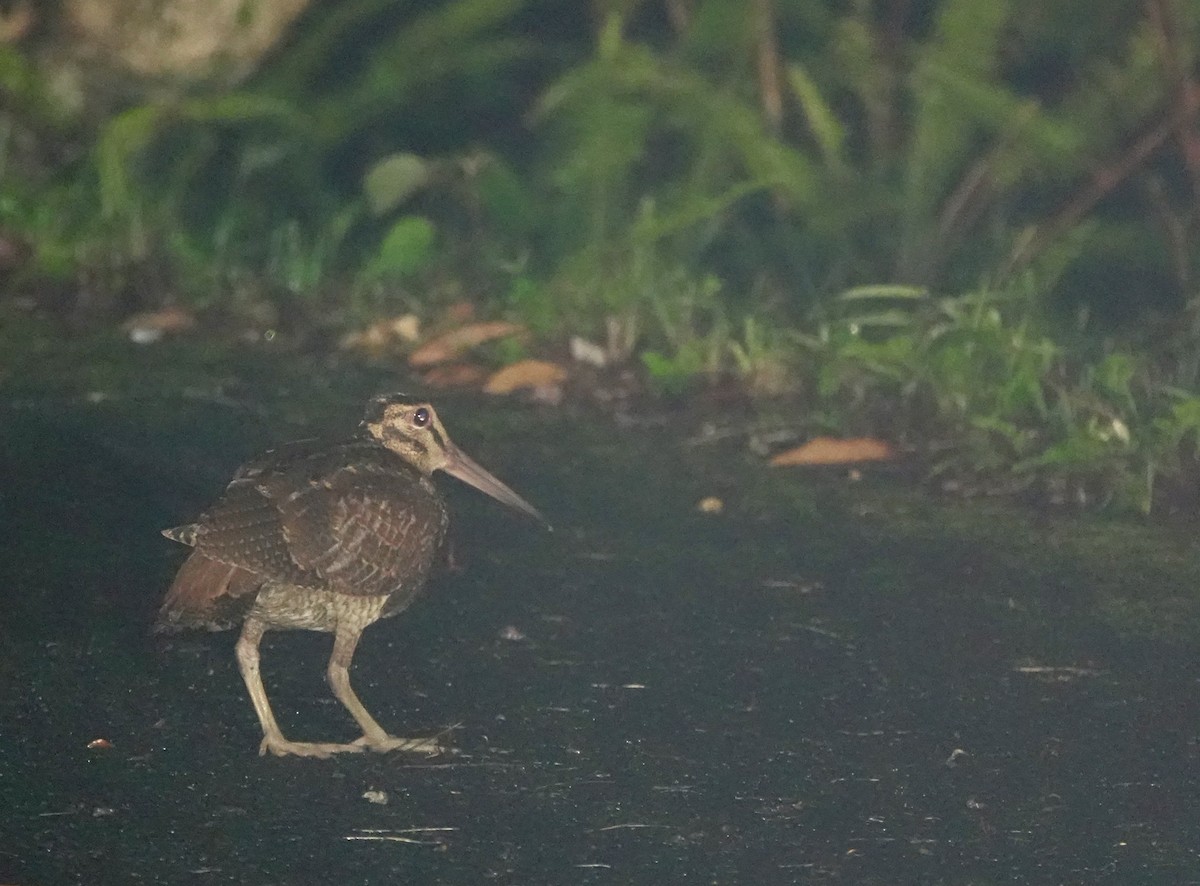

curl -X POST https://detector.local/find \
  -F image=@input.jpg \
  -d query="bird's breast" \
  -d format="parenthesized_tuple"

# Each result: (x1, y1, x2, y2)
(249, 583, 393, 633)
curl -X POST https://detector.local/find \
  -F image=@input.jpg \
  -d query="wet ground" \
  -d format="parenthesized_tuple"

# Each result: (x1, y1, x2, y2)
(4, 344, 1200, 883)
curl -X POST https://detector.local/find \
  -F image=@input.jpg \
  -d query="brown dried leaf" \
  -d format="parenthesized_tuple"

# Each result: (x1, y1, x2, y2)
(443, 301, 476, 324)
(339, 314, 421, 352)
(769, 436, 894, 467)
(125, 306, 197, 332)
(483, 359, 568, 395)
(408, 321, 525, 367)
(422, 362, 487, 388)
(0, 1, 35, 42)
(123, 306, 197, 343)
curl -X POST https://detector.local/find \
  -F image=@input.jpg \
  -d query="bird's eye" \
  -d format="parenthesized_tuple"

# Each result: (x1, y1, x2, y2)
(413, 407, 430, 427)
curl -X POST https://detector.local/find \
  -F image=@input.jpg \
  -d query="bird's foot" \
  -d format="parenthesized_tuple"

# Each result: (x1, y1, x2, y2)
(352, 733, 446, 755)
(258, 735, 365, 759)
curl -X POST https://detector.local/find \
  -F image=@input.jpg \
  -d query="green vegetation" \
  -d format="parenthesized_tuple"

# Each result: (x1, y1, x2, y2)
(3, 0, 1200, 514)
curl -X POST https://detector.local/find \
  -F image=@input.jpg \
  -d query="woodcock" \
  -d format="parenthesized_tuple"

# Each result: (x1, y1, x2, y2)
(157, 393, 545, 758)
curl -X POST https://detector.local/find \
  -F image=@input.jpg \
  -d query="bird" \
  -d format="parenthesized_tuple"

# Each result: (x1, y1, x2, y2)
(156, 393, 545, 759)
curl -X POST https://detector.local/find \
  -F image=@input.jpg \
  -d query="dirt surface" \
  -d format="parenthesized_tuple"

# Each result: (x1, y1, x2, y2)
(3, 367, 1200, 884)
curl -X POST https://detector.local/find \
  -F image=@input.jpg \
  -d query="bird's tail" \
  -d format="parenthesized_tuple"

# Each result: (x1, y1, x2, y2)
(155, 551, 259, 633)
(162, 524, 199, 546)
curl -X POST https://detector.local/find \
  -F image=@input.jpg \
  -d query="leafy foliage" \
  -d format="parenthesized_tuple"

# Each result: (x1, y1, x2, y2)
(4, 0, 1200, 512)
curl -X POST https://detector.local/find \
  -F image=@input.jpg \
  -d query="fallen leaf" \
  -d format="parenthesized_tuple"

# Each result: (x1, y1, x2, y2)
(0, 228, 30, 271)
(391, 314, 421, 341)
(696, 496, 724, 514)
(945, 748, 969, 768)
(422, 363, 487, 388)
(86, 738, 113, 750)
(123, 306, 197, 344)
(0, 1, 35, 42)
(409, 321, 525, 367)
(444, 301, 476, 324)
(483, 359, 567, 395)
(339, 314, 421, 352)
(769, 437, 894, 467)
(569, 336, 607, 368)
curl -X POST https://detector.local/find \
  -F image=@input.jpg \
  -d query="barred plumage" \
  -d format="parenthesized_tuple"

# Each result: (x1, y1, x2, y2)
(159, 394, 544, 759)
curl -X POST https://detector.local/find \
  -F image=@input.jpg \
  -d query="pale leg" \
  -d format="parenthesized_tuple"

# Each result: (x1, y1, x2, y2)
(235, 618, 363, 758)
(326, 625, 441, 754)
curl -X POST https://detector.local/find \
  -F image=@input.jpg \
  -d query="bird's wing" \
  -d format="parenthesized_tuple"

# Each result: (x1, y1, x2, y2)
(187, 474, 317, 588)
(267, 461, 447, 597)
(230, 438, 321, 482)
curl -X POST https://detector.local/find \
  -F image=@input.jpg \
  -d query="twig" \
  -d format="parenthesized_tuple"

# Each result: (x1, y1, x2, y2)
(754, 0, 783, 134)
(345, 827, 458, 845)
(1004, 96, 1200, 276)
(1145, 0, 1200, 205)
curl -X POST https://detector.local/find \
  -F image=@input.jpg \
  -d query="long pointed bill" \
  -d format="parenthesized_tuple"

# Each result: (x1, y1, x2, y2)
(442, 443, 549, 527)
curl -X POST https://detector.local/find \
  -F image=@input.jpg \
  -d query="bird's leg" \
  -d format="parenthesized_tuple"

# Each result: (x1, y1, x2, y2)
(235, 617, 363, 759)
(327, 625, 442, 755)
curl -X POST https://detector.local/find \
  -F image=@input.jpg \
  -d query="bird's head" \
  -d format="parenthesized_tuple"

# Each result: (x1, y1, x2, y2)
(361, 393, 546, 525)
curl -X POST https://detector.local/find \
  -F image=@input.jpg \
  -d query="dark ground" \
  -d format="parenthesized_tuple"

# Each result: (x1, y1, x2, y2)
(3, 347, 1200, 884)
